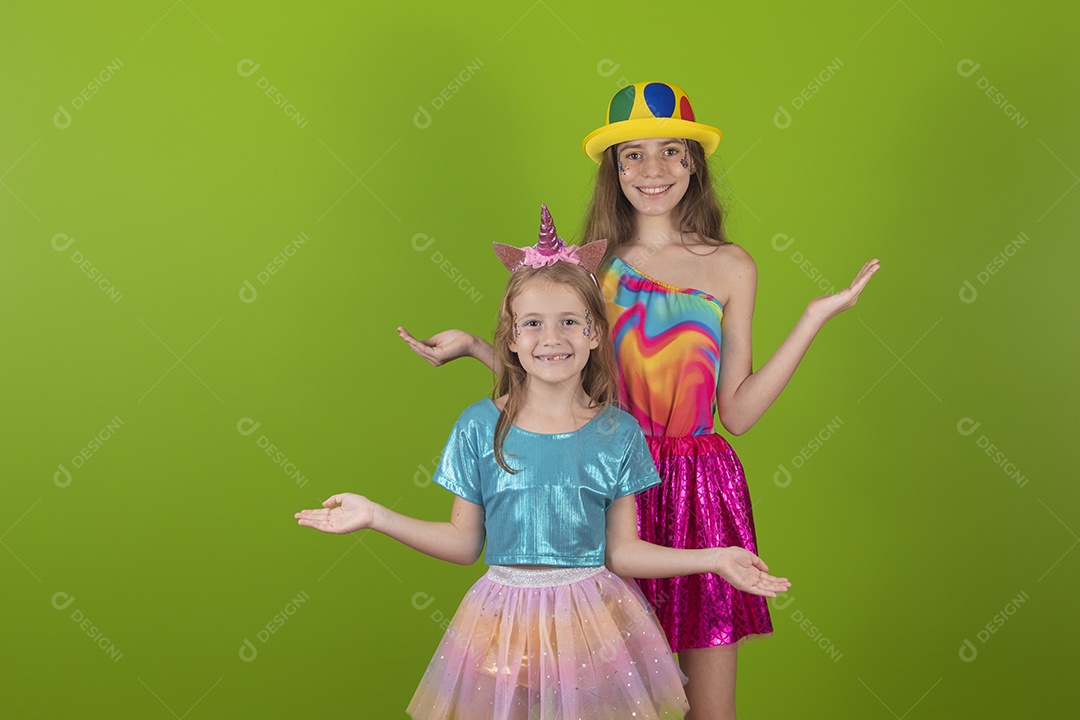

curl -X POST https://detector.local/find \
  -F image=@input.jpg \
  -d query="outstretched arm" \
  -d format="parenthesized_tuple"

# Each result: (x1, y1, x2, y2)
(295, 493, 485, 566)
(397, 327, 501, 373)
(604, 496, 790, 597)
(716, 256, 880, 435)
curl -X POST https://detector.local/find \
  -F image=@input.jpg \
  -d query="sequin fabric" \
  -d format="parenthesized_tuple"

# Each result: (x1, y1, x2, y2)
(433, 399, 660, 567)
(407, 568, 689, 719)
(637, 434, 772, 649)
(599, 256, 773, 650)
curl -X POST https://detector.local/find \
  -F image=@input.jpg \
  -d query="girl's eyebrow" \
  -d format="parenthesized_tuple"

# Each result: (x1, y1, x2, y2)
(620, 138, 680, 151)
(513, 310, 587, 319)
(517, 311, 585, 317)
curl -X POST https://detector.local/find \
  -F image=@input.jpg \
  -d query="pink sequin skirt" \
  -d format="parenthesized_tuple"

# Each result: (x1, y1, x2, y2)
(406, 565, 689, 720)
(636, 434, 773, 651)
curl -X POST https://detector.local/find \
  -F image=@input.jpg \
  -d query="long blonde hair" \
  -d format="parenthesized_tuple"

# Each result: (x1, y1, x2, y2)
(581, 139, 730, 266)
(491, 262, 617, 472)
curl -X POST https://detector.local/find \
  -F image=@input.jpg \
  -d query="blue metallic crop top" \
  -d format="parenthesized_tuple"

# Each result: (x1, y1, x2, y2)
(433, 398, 661, 567)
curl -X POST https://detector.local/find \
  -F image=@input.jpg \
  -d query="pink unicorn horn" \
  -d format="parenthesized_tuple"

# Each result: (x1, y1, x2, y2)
(536, 203, 565, 255)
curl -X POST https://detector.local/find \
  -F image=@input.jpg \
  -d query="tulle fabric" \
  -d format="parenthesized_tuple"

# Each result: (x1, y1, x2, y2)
(407, 566, 689, 720)
(636, 434, 773, 650)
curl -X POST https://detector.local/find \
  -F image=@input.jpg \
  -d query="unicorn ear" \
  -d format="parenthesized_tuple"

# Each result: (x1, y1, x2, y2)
(574, 240, 609, 274)
(492, 242, 525, 271)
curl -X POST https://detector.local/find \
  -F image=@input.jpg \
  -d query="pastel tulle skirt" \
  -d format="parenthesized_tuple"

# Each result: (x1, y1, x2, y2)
(637, 433, 773, 651)
(406, 566, 689, 720)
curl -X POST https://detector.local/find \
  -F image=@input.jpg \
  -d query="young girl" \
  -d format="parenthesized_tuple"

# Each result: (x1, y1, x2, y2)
(399, 82, 878, 719)
(299, 207, 790, 720)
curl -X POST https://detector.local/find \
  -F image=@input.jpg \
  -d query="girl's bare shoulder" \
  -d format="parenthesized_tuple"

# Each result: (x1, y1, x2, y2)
(704, 241, 755, 271)
(688, 240, 757, 302)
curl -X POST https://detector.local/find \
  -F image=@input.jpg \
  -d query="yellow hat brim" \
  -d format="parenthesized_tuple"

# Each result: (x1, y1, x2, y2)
(582, 118, 722, 163)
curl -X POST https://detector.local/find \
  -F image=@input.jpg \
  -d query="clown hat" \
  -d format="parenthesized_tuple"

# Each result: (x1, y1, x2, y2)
(582, 81, 722, 163)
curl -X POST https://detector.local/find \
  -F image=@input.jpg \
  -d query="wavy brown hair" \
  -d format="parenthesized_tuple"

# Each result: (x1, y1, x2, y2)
(581, 139, 730, 266)
(491, 262, 618, 472)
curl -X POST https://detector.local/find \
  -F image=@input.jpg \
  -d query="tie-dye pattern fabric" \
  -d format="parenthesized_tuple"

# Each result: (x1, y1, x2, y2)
(601, 256, 724, 437)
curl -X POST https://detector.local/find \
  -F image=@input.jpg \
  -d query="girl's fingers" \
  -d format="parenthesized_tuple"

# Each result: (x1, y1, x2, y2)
(855, 259, 880, 285)
(295, 509, 327, 521)
(402, 335, 427, 351)
(398, 334, 440, 364)
(397, 327, 434, 353)
(400, 328, 432, 349)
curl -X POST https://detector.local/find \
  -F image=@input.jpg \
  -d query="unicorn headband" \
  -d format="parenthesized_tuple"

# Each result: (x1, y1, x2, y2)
(493, 204, 607, 276)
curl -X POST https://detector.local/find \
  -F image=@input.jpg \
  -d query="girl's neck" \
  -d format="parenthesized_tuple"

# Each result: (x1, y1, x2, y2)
(513, 379, 598, 433)
(628, 213, 683, 247)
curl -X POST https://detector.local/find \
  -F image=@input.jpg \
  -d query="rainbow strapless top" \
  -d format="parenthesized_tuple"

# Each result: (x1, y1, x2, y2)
(599, 255, 724, 437)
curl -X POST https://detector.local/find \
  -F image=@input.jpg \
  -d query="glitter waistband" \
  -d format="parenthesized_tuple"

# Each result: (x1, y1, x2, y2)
(485, 565, 606, 588)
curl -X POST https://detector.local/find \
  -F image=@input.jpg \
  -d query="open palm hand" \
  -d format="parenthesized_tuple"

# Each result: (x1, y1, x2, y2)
(714, 547, 791, 597)
(805, 258, 880, 324)
(397, 326, 475, 367)
(295, 493, 374, 534)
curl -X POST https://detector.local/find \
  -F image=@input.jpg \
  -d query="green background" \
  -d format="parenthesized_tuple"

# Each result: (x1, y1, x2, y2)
(2, 1, 1077, 717)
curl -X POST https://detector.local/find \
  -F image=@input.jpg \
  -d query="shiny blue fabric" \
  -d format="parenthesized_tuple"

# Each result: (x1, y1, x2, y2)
(433, 398, 661, 567)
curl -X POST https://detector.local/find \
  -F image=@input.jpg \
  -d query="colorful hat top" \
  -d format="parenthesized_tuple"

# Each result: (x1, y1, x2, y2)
(582, 81, 722, 162)
(493, 204, 607, 274)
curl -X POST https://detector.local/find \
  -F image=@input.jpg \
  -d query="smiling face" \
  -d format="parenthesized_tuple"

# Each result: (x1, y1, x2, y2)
(615, 137, 694, 217)
(507, 280, 599, 390)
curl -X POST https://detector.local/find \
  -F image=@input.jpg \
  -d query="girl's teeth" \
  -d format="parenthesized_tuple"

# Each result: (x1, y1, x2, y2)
(639, 186, 670, 195)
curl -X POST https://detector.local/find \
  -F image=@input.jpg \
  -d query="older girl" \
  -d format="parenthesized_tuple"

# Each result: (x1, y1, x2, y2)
(400, 82, 877, 719)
